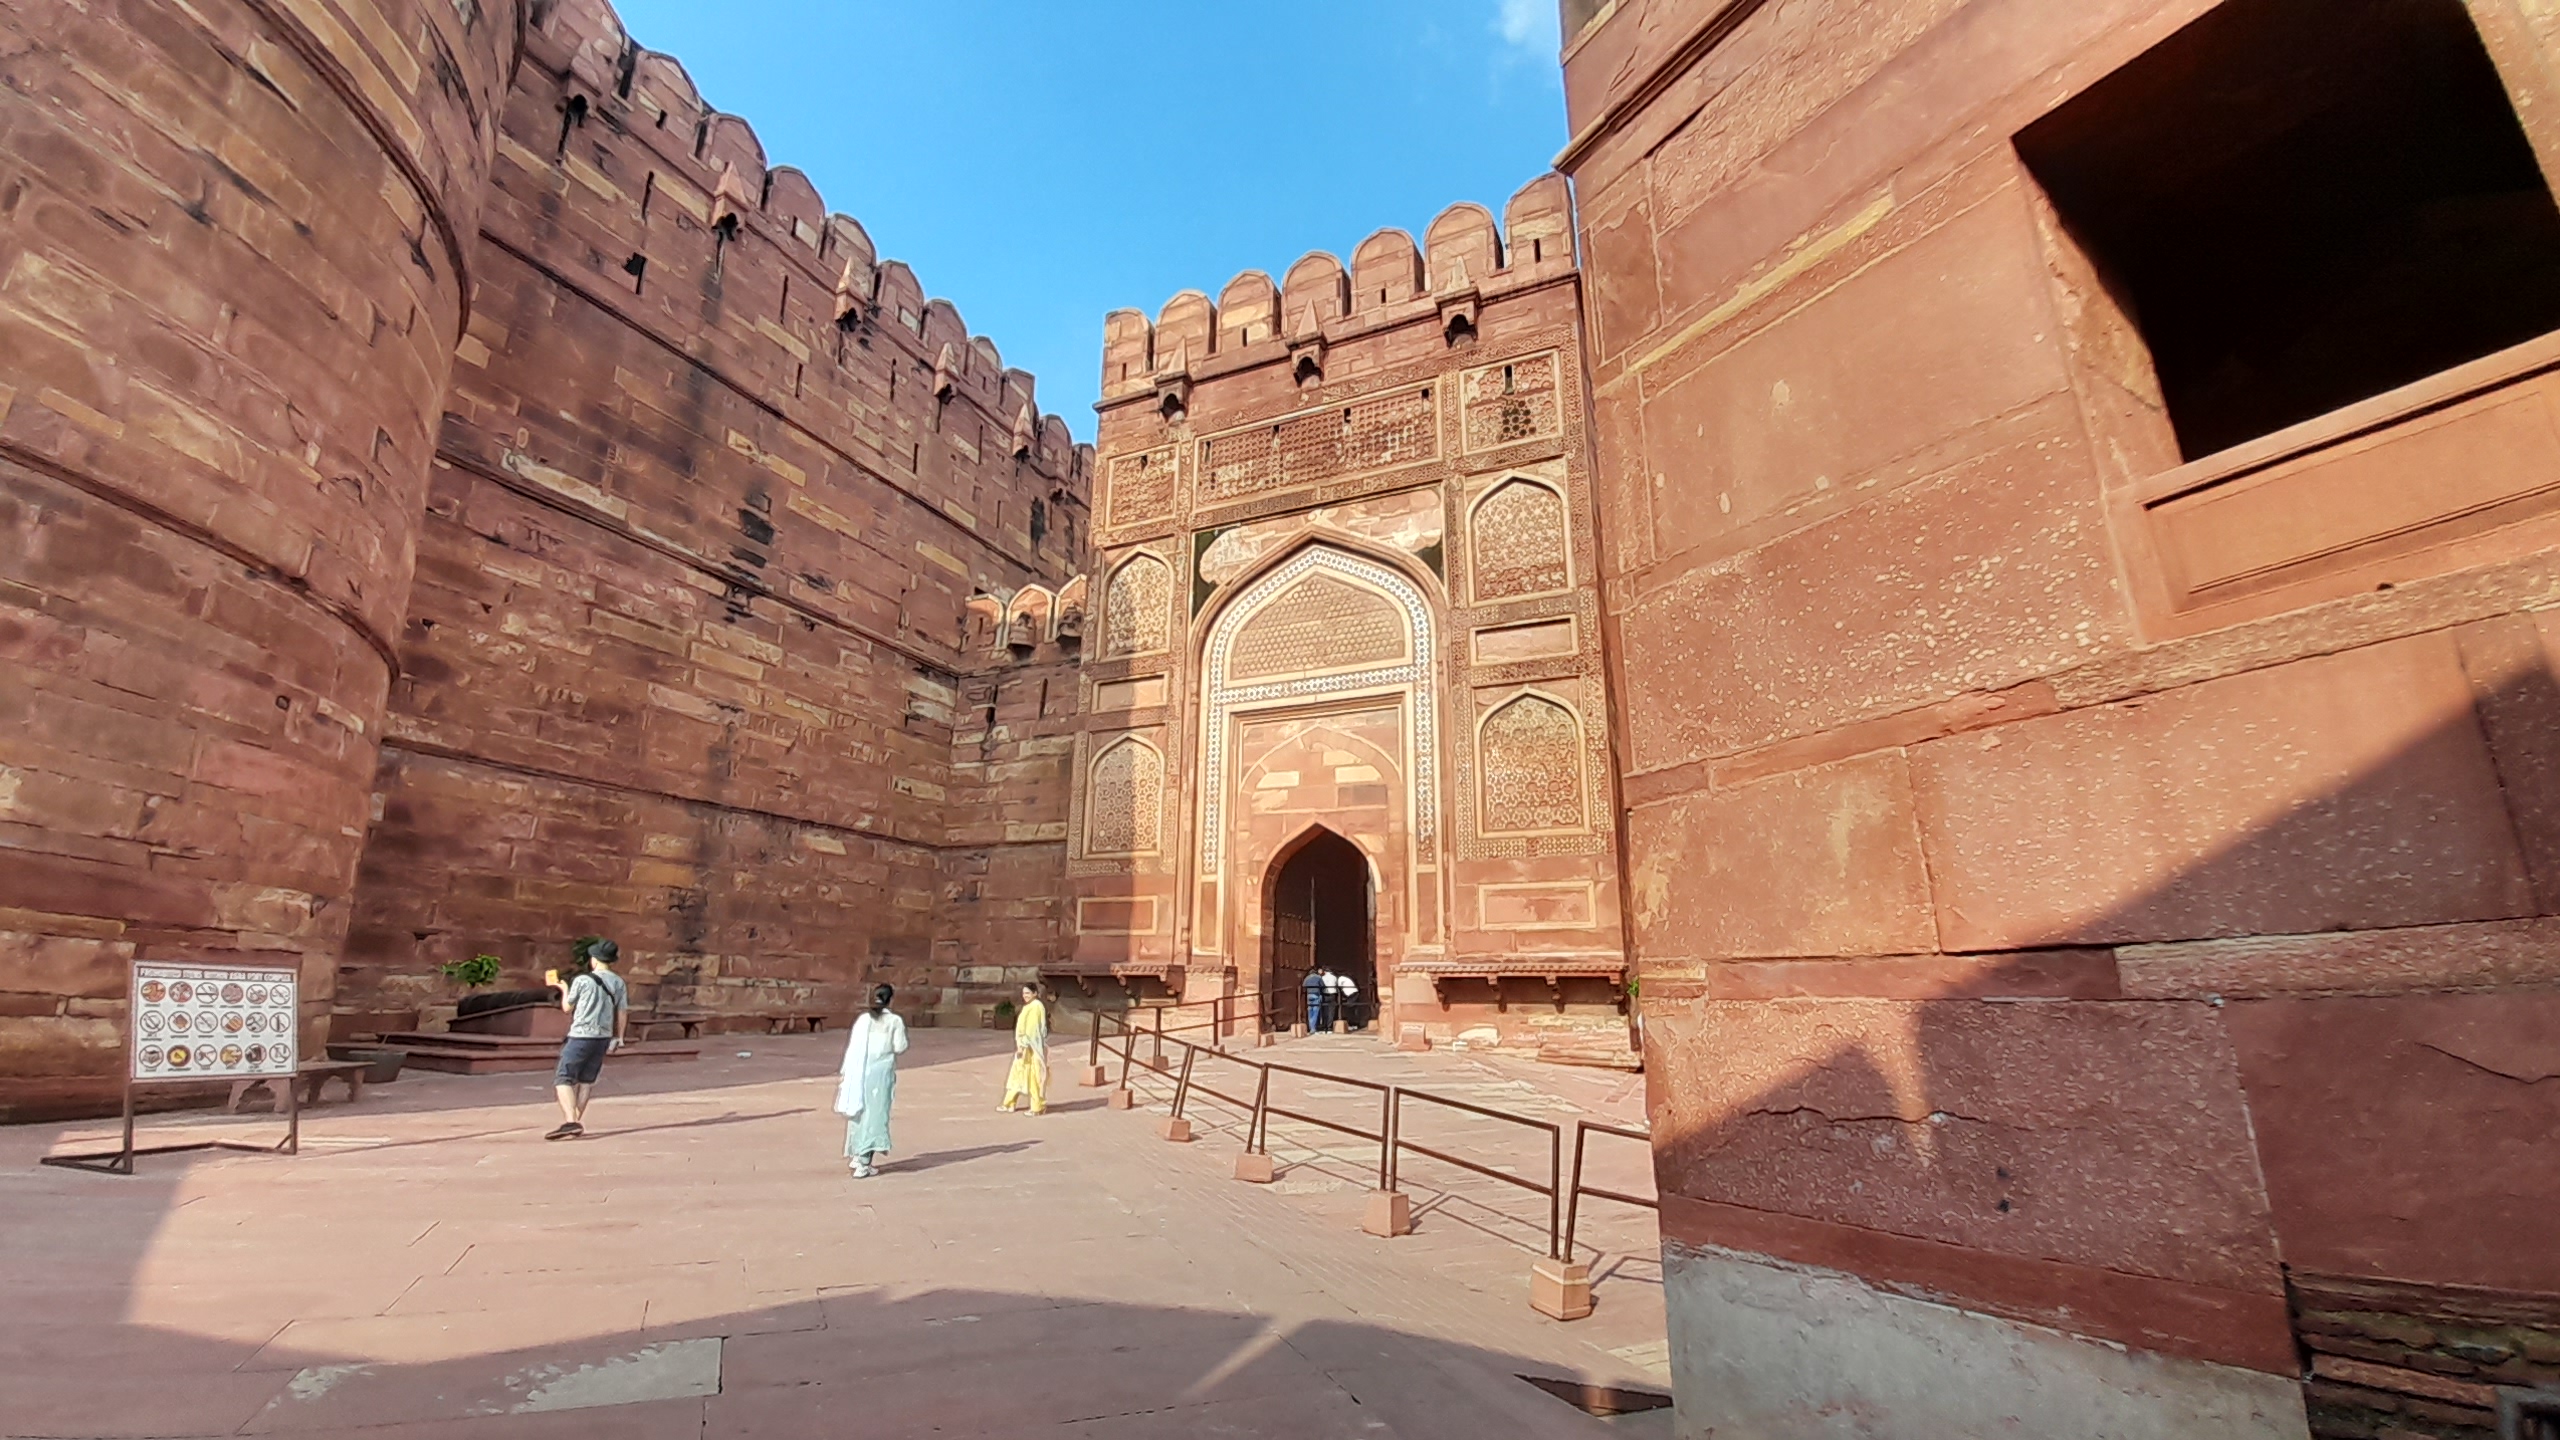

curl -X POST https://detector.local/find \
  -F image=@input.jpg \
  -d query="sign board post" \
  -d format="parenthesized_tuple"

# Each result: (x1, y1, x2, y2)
(41, 962, 302, 1175)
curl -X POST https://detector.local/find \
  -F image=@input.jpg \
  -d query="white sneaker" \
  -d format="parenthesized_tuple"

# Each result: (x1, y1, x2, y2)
(853, 1163, 876, 1178)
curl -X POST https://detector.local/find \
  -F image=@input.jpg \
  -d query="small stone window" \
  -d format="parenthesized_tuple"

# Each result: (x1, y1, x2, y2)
(2016, 0, 2560, 460)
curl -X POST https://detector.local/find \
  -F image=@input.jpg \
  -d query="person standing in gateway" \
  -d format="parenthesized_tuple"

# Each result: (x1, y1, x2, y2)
(546, 938, 627, 1140)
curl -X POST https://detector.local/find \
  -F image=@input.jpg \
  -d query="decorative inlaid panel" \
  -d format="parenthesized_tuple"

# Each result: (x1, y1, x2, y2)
(1107, 447, 1177, 528)
(1201, 548, 1436, 873)
(1477, 693, 1585, 834)
(1463, 352, 1562, 452)
(1226, 574, 1410, 683)
(1086, 737, 1163, 856)
(1092, 675, 1169, 712)
(1471, 616, 1578, 666)
(1477, 882, 1595, 931)
(1470, 479, 1571, 602)
(1102, 553, 1172, 658)
(1197, 384, 1438, 502)
(1077, 897, 1159, 934)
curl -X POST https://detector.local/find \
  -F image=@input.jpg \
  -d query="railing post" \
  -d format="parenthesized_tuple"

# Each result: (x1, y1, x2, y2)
(1232, 1062, 1276, 1183)
(1150, 1005, 1165, 1070)
(1080, 1006, 1111, 1087)
(1530, 1119, 1593, 1322)
(1382, 1086, 1399, 1193)
(1160, 1044, 1195, 1143)
(1547, 1124, 1564, 1263)
(1363, 1083, 1410, 1238)
(1108, 1011, 1137, 1110)
(1170, 1045, 1196, 1120)
(1562, 1121, 1588, 1262)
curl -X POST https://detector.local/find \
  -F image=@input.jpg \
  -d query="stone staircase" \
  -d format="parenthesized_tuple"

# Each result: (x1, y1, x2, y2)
(376, 1031, 702, 1075)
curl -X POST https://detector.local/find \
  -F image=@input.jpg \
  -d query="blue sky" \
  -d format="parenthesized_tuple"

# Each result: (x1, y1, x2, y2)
(608, 1, 1569, 437)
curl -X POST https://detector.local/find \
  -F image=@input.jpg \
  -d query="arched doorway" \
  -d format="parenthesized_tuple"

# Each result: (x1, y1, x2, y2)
(1264, 828, 1376, 1033)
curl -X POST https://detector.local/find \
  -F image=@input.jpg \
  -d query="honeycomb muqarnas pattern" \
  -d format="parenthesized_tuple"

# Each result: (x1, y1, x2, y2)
(1226, 574, 1409, 681)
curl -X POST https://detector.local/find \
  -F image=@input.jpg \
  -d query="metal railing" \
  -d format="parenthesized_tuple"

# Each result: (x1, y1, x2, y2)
(1096, 1007, 1658, 1284)
(1081, 988, 1278, 1077)
(1245, 1059, 1394, 1190)
(1563, 1118, 1658, 1261)
(1389, 1086, 1564, 1259)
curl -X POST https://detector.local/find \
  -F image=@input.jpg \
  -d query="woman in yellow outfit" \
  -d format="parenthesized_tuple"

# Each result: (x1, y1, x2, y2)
(999, 983, 1047, 1114)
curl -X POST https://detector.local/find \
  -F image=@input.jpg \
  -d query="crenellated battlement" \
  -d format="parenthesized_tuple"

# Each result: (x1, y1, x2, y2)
(1099, 175, 1575, 404)
(510, 0, 1090, 536)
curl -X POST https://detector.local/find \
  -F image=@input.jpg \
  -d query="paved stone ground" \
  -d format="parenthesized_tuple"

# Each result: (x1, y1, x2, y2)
(0, 1030, 1671, 1438)
(1105, 1030, 1665, 1365)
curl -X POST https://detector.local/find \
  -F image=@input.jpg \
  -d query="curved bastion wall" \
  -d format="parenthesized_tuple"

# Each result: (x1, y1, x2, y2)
(0, 0, 527, 1118)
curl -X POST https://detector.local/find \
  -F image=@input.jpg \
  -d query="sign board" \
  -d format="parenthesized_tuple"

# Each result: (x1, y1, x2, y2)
(131, 963, 298, 1083)
(39, 961, 302, 1176)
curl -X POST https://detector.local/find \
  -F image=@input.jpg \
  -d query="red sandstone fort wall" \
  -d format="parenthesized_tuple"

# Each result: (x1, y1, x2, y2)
(1564, 0, 2560, 1432)
(0, 0, 525, 1118)
(338, 0, 1089, 1026)
(936, 645, 1084, 1005)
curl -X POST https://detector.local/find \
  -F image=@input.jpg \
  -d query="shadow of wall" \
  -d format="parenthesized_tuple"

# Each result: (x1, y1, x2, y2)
(1628, 565, 2560, 1438)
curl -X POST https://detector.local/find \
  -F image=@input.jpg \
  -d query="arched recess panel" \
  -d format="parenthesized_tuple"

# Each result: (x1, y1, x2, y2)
(1085, 737, 1164, 857)
(1477, 692, 1587, 834)
(1103, 553, 1172, 658)
(1469, 478, 1571, 603)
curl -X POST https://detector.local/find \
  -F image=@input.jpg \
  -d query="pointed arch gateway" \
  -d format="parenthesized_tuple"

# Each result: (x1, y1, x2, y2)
(1194, 542, 1441, 1016)
(1261, 825, 1375, 1033)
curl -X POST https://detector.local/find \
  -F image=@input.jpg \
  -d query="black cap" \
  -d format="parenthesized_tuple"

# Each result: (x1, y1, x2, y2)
(591, 939, 619, 964)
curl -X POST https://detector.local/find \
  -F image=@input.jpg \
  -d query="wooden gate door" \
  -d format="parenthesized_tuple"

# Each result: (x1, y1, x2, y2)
(1269, 858, 1315, 1030)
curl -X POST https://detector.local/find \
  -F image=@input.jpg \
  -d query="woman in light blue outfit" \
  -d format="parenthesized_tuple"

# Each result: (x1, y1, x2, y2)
(835, 983, 909, 1177)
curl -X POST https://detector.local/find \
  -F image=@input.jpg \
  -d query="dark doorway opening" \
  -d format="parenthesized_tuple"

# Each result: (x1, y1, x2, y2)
(1264, 828, 1376, 1033)
(2015, 0, 2560, 460)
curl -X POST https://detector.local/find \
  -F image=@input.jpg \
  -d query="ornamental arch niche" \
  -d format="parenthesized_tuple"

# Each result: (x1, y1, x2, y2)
(1467, 476, 1571, 604)
(1084, 735, 1164, 858)
(1476, 690, 1588, 836)
(1195, 543, 1443, 985)
(1102, 552, 1172, 659)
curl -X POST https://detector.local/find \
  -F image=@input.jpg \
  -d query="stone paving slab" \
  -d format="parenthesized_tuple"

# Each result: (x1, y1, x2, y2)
(0, 1031, 1670, 1439)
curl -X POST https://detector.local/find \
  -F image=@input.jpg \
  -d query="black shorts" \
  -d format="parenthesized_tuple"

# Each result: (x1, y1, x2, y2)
(555, 1036, 611, 1086)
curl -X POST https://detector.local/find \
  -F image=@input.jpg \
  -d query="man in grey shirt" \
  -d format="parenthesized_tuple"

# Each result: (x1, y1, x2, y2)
(547, 939, 628, 1140)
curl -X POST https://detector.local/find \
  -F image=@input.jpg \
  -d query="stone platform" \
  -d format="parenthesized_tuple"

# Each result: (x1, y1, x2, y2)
(0, 1030, 1669, 1438)
(376, 1032, 703, 1076)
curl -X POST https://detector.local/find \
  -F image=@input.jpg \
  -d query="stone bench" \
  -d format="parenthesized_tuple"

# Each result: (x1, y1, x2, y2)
(226, 1060, 369, 1114)
(629, 1012, 713, 1041)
